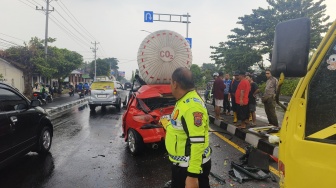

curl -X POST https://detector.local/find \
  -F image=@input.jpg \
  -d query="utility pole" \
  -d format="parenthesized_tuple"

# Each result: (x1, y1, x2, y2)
(36, 0, 55, 59)
(91, 42, 99, 81)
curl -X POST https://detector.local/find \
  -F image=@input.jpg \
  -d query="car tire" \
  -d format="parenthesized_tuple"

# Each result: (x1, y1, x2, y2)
(116, 101, 121, 112)
(89, 105, 96, 111)
(127, 129, 143, 155)
(37, 126, 52, 155)
(123, 96, 127, 106)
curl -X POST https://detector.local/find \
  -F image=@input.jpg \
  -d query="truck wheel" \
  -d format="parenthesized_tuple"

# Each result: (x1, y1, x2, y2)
(127, 129, 143, 155)
(89, 105, 96, 111)
(37, 126, 52, 155)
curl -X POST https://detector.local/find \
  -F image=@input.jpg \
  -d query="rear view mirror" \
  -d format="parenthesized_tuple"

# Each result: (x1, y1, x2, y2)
(271, 17, 311, 77)
(31, 99, 41, 107)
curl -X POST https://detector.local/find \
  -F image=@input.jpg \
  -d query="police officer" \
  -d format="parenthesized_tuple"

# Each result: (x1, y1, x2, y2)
(165, 67, 211, 188)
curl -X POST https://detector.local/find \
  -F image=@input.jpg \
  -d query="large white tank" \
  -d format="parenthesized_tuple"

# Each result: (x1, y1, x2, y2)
(137, 30, 192, 84)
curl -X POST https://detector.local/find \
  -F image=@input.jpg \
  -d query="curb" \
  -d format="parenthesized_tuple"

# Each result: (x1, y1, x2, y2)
(209, 115, 279, 158)
(45, 98, 88, 115)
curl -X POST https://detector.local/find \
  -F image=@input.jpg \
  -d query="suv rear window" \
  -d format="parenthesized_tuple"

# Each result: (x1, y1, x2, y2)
(91, 82, 114, 90)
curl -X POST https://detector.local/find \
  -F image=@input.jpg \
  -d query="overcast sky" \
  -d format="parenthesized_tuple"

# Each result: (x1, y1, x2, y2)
(1, 0, 336, 79)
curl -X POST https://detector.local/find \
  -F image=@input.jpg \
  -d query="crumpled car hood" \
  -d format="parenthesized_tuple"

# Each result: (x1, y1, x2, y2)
(136, 85, 172, 99)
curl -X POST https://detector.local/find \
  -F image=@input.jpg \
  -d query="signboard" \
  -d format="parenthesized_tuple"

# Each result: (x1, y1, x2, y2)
(185, 38, 192, 48)
(144, 11, 153, 23)
(118, 71, 125, 77)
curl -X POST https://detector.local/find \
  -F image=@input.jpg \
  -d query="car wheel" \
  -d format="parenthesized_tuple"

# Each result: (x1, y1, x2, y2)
(123, 96, 127, 106)
(116, 101, 121, 112)
(89, 105, 96, 111)
(127, 129, 143, 155)
(37, 126, 52, 154)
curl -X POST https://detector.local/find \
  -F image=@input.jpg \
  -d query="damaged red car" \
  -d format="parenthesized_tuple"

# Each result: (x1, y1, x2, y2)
(122, 84, 176, 155)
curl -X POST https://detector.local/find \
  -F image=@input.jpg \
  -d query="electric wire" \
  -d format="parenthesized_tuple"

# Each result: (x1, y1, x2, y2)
(18, 0, 35, 9)
(57, 0, 96, 41)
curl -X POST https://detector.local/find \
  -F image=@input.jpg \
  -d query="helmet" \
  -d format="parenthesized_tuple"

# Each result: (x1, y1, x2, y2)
(213, 72, 219, 77)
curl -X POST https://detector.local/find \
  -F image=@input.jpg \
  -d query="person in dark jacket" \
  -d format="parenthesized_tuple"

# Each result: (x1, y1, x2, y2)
(213, 72, 226, 120)
(229, 71, 241, 123)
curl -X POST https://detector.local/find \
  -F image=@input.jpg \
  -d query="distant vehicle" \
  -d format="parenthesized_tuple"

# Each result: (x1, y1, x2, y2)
(0, 83, 53, 168)
(122, 84, 176, 155)
(204, 80, 214, 103)
(88, 81, 128, 112)
(124, 82, 132, 89)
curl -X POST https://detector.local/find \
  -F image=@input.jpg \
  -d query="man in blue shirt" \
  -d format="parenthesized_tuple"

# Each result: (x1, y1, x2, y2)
(222, 74, 232, 115)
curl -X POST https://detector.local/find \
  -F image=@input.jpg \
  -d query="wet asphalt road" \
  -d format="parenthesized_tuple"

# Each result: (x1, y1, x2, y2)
(0, 99, 280, 188)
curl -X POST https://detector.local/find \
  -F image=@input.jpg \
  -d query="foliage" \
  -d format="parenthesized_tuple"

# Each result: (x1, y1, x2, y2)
(190, 64, 203, 87)
(0, 73, 3, 78)
(258, 78, 300, 96)
(1, 37, 83, 96)
(89, 57, 119, 80)
(211, 0, 331, 72)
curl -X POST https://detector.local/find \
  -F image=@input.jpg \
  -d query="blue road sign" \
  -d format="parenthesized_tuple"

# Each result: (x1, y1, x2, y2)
(185, 38, 192, 48)
(144, 11, 153, 23)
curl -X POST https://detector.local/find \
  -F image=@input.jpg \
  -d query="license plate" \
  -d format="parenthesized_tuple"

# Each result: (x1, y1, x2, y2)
(97, 94, 107, 98)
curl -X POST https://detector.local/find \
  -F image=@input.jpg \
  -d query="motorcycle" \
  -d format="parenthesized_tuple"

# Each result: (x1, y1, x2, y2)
(78, 89, 85, 98)
(33, 92, 53, 104)
(69, 88, 74, 96)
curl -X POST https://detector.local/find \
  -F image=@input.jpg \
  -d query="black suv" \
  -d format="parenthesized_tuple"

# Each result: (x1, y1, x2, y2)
(0, 83, 53, 168)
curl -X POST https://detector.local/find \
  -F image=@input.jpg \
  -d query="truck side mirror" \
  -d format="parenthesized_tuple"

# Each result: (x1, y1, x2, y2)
(271, 17, 311, 77)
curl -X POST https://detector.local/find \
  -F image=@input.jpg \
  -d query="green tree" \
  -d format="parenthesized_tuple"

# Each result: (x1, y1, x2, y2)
(190, 64, 203, 87)
(211, 0, 331, 71)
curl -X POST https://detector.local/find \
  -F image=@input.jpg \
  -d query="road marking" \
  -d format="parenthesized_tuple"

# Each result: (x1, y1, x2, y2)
(210, 128, 280, 177)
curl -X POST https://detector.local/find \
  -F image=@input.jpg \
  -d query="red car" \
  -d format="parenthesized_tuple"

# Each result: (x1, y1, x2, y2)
(122, 84, 176, 155)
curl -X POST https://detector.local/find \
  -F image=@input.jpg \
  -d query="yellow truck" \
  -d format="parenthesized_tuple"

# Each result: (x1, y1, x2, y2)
(272, 17, 336, 187)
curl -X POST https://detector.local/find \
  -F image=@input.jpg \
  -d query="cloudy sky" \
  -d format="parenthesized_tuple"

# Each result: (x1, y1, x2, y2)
(1, 0, 336, 79)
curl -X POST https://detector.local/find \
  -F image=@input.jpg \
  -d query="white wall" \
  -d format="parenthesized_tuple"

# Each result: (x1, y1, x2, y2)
(0, 59, 24, 92)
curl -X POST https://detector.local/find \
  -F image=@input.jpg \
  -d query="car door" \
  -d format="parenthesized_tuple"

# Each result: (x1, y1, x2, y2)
(0, 88, 39, 154)
(116, 82, 126, 102)
(0, 100, 13, 164)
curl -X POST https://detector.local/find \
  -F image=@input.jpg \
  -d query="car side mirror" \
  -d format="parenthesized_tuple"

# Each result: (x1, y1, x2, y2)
(271, 17, 311, 77)
(31, 99, 41, 107)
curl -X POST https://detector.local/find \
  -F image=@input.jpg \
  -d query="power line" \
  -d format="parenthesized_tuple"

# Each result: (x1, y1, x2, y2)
(30, 0, 43, 7)
(0, 33, 25, 42)
(0, 38, 21, 46)
(49, 14, 90, 51)
(18, 0, 35, 9)
(54, 10, 92, 46)
(57, 0, 96, 41)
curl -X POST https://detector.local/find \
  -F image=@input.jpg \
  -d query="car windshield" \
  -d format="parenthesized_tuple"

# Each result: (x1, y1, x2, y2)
(90, 82, 114, 90)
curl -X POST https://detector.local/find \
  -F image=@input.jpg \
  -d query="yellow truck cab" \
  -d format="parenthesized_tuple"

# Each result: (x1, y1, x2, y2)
(272, 18, 336, 187)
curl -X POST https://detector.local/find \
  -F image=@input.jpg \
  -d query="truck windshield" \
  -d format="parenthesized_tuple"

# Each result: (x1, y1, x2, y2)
(306, 34, 336, 144)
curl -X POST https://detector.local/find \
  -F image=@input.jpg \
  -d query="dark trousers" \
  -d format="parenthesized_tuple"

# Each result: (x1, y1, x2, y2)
(231, 94, 237, 112)
(237, 104, 249, 121)
(264, 98, 279, 126)
(223, 94, 231, 112)
(171, 160, 211, 188)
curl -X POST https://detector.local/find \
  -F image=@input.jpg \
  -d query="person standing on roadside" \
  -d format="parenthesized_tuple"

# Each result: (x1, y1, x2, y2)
(165, 67, 211, 188)
(262, 69, 279, 127)
(246, 74, 260, 126)
(211, 72, 219, 110)
(222, 74, 232, 115)
(235, 71, 251, 128)
(213, 72, 226, 120)
(229, 71, 240, 123)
